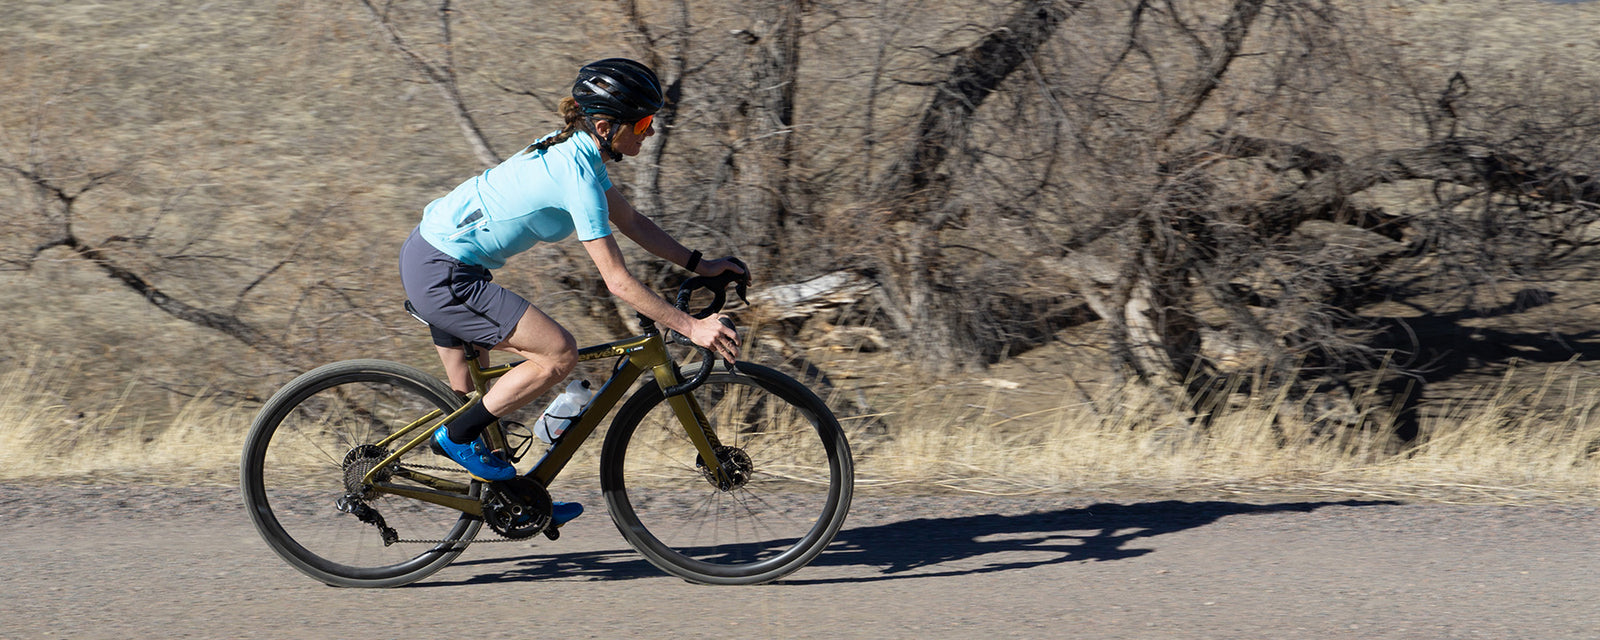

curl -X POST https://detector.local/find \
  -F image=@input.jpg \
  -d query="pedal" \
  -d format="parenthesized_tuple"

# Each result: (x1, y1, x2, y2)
(543, 527, 560, 541)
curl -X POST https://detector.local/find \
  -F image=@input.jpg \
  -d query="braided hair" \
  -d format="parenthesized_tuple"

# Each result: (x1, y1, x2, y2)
(519, 97, 594, 156)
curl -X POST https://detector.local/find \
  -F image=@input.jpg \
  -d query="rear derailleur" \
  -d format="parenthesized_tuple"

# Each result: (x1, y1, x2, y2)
(336, 494, 400, 546)
(338, 444, 399, 545)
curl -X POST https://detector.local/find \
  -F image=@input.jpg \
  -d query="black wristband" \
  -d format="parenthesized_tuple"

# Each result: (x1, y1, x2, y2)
(684, 250, 702, 273)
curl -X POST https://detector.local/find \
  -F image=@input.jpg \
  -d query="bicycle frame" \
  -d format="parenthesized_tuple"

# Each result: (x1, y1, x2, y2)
(357, 330, 724, 517)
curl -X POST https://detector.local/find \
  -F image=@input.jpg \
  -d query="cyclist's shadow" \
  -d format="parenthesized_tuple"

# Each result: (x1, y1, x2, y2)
(786, 498, 1394, 585)
(424, 498, 1395, 586)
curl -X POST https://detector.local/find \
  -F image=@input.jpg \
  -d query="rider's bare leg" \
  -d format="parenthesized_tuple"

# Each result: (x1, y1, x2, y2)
(435, 345, 489, 397)
(482, 306, 579, 416)
(432, 306, 587, 522)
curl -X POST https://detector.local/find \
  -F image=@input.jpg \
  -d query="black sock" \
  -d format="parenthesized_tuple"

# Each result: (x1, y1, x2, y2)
(446, 402, 499, 444)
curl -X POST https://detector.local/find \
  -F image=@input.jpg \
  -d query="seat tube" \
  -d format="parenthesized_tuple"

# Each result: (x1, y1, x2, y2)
(464, 345, 509, 452)
(463, 343, 491, 395)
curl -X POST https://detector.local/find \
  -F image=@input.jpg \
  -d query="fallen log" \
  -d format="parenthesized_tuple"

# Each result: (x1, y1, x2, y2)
(749, 270, 879, 322)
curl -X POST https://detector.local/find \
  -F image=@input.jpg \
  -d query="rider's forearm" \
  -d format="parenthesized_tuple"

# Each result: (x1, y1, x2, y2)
(584, 234, 697, 333)
(607, 272, 696, 334)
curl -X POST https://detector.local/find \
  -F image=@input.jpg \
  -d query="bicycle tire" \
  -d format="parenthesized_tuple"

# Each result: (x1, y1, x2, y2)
(240, 359, 482, 588)
(601, 361, 853, 585)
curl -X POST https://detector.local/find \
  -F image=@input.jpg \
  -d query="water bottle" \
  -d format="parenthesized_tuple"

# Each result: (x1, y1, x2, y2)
(534, 379, 595, 444)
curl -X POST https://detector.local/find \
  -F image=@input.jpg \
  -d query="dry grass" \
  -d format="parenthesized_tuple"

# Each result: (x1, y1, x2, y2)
(833, 364, 1600, 504)
(0, 351, 251, 485)
(5, 352, 1599, 504)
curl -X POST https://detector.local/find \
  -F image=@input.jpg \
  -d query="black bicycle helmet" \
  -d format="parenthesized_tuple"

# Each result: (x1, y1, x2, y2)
(572, 58, 663, 124)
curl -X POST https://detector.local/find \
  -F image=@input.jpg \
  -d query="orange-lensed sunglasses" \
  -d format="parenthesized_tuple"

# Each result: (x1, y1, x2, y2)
(631, 114, 654, 135)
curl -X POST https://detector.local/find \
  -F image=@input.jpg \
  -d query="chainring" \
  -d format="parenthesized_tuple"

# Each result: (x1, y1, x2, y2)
(481, 477, 553, 540)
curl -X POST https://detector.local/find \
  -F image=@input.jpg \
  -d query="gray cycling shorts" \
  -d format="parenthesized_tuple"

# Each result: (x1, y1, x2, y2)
(399, 227, 531, 349)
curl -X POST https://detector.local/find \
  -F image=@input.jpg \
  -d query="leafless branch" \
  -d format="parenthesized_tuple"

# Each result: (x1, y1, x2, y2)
(354, 0, 501, 167)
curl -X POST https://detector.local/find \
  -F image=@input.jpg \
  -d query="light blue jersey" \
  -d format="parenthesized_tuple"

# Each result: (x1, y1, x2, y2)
(418, 132, 613, 269)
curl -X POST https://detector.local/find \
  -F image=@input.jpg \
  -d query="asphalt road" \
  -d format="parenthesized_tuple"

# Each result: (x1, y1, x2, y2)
(2, 485, 1597, 639)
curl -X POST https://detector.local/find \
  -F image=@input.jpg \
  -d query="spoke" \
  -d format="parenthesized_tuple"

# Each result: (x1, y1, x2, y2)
(634, 434, 700, 479)
(286, 423, 344, 469)
(672, 490, 723, 552)
(732, 486, 805, 537)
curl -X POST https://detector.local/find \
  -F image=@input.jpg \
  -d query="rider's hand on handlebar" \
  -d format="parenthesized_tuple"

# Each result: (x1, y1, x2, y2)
(695, 256, 748, 279)
(688, 313, 740, 363)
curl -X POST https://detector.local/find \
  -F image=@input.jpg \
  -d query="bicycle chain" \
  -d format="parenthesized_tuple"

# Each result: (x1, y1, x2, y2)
(401, 462, 470, 474)
(378, 464, 529, 545)
(392, 535, 518, 545)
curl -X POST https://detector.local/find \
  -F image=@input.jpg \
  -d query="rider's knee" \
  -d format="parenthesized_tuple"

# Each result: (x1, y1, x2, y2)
(549, 338, 579, 380)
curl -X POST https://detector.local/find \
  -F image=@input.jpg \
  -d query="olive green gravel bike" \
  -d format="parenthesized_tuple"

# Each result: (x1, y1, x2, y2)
(240, 273, 853, 587)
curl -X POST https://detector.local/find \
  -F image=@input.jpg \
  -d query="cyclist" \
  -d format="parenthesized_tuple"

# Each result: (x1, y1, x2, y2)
(398, 58, 743, 526)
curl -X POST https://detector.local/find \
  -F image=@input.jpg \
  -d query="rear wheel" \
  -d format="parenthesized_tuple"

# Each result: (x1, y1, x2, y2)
(240, 359, 481, 588)
(601, 361, 853, 585)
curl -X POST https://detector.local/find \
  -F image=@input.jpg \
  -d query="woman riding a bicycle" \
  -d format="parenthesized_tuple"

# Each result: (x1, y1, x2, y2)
(398, 58, 743, 523)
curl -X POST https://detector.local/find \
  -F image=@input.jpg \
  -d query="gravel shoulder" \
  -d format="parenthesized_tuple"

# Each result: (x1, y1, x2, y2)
(3, 484, 1599, 639)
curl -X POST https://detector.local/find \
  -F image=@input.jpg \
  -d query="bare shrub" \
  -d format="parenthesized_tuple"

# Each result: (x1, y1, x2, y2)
(822, 1, 1600, 417)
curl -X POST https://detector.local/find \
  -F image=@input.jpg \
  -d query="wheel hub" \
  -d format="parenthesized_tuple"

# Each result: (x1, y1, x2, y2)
(698, 445, 753, 491)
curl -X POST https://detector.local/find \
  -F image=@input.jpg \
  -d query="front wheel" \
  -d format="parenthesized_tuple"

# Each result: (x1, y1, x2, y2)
(240, 359, 482, 588)
(601, 361, 853, 585)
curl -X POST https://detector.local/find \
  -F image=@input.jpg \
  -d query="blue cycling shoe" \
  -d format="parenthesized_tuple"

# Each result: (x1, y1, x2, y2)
(432, 426, 517, 481)
(551, 501, 584, 527)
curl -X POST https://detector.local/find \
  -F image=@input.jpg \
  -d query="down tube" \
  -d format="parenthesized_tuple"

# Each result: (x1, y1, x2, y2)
(523, 356, 647, 487)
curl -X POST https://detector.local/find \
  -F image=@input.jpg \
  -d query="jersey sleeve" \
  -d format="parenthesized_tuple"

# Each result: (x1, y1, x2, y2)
(566, 164, 613, 242)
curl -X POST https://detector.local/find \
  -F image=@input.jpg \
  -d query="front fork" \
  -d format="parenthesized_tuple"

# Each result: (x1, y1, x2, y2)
(651, 362, 736, 490)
